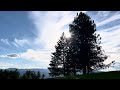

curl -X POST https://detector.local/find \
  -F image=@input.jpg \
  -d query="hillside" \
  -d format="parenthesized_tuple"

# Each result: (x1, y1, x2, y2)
(58, 71, 120, 79)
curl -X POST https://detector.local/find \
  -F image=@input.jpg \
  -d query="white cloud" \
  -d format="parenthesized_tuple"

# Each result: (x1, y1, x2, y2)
(0, 49, 51, 63)
(14, 38, 30, 47)
(20, 49, 51, 63)
(0, 38, 30, 48)
(0, 39, 10, 46)
(0, 49, 51, 68)
(98, 24, 120, 32)
(12, 42, 19, 48)
(19, 49, 51, 68)
(1, 11, 120, 70)
(98, 11, 110, 17)
(105, 52, 120, 63)
(97, 12, 120, 27)
(0, 62, 16, 69)
(29, 11, 80, 50)
(97, 27, 120, 53)
(0, 11, 80, 69)
(1, 11, 86, 50)
(95, 13, 120, 69)
(0, 61, 45, 69)
(27, 11, 120, 69)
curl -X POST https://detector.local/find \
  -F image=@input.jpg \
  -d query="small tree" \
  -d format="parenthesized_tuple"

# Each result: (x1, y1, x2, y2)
(48, 32, 68, 77)
(21, 70, 41, 79)
(36, 71, 41, 79)
(41, 74, 45, 79)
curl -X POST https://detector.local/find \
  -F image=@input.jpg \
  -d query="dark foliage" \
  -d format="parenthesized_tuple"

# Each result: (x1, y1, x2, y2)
(0, 69, 44, 79)
(69, 12, 114, 74)
(0, 69, 20, 79)
(48, 32, 68, 77)
(48, 12, 114, 77)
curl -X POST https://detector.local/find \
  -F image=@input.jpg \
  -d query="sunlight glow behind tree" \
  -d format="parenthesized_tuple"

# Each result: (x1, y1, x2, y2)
(64, 31, 71, 38)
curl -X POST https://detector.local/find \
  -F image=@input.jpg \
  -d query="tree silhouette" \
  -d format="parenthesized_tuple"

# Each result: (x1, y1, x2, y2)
(69, 12, 109, 74)
(49, 12, 115, 77)
(0, 69, 43, 79)
(37, 71, 41, 78)
(48, 32, 68, 77)
(0, 69, 20, 79)
(64, 37, 76, 76)
(21, 70, 42, 79)
(41, 74, 45, 79)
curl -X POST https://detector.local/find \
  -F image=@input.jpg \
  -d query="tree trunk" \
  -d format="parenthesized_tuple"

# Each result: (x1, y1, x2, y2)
(87, 65, 89, 74)
(83, 66, 86, 74)
(74, 64, 76, 75)
(63, 62, 65, 76)
(73, 62, 76, 75)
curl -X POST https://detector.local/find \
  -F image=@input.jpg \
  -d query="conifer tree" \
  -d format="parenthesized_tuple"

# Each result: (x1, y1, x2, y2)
(69, 12, 109, 74)
(48, 32, 67, 77)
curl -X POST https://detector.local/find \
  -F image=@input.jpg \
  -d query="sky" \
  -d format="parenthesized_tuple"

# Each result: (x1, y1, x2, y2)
(0, 11, 120, 71)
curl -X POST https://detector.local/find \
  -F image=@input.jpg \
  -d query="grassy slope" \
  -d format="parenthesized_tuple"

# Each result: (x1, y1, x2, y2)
(57, 71, 120, 79)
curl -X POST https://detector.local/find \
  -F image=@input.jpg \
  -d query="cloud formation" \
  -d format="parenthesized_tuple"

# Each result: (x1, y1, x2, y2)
(97, 12, 120, 27)
(0, 11, 81, 69)
(20, 49, 51, 63)
(0, 53, 20, 59)
(29, 11, 80, 50)
(0, 39, 10, 46)
(1, 11, 120, 70)
(14, 38, 30, 47)
(0, 49, 51, 68)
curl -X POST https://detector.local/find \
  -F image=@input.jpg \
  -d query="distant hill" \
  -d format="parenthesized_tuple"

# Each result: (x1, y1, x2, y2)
(4, 68, 50, 78)
(58, 71, 120, 79)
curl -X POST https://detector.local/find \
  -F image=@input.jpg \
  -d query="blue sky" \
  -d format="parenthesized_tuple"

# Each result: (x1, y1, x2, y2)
(0, 11, 120, 71)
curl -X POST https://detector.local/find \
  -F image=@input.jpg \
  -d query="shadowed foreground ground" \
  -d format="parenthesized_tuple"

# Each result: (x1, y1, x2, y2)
(56, 71, 120, 79)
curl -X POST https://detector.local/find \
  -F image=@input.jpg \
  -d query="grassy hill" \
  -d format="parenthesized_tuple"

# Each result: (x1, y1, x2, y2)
(57, 71, 120, 79)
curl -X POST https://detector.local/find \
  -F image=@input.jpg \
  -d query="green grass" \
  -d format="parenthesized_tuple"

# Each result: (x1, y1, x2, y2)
(57, 71, 120, 79)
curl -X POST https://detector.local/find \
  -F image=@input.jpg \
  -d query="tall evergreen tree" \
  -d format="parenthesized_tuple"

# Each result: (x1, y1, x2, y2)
(64, 37, 77, 76)
(69, 12, 110, 74)
(48, 12, 114, 77)
(48, 32, 67, 77)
